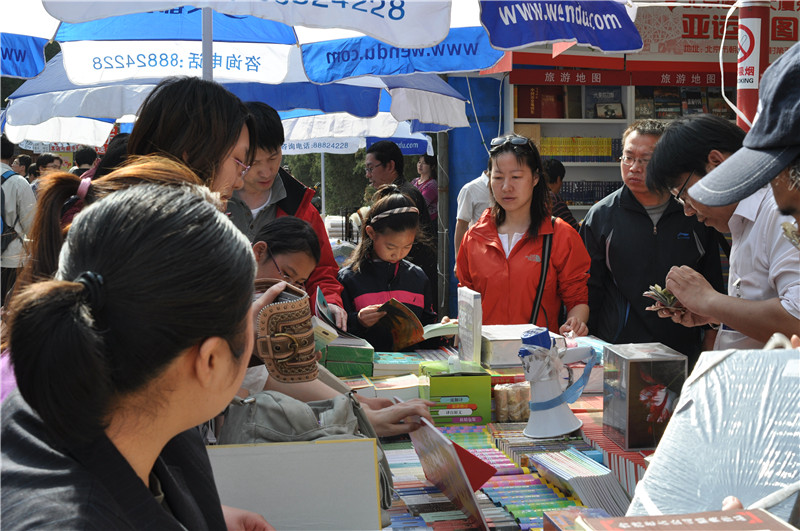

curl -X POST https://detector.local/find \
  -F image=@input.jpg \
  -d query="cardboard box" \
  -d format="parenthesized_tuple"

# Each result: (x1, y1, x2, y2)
(602, 343, 687, 451)
(420, 360, 491, 426)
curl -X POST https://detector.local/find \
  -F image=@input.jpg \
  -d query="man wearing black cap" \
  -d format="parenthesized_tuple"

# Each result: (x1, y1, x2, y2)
(648, 43, 800, 350)
(690, 41, 800, 242)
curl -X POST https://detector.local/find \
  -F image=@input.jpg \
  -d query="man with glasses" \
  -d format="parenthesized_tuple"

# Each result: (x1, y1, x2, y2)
(365, 141, 438, 307)
(226, 101, 348, 329)
(580, 120, 723, 368)
(647, 66, 800, 350)
(36, 153, 62, 175)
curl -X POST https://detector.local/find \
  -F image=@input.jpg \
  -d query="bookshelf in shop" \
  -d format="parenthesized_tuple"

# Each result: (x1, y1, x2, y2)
(511, 72, 737, 219)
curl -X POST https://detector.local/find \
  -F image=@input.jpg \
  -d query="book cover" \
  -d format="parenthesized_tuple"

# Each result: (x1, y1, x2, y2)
(653, 87, 682, 119)
(578, 509, 795, 531)
(707, 87, 737, 120)
(516, 85, 565, 119)
(369, 373, 421, 400)
(681, 87, 706, 115)
(457, 287, 482, 362)
(310, 315, 337, 352)
(584, 86, 622, 119)
(314, 286, 370, 346)
(634, 86, 655, 119)
(373, 351, 425, 376)
(373, 298, 425, 351)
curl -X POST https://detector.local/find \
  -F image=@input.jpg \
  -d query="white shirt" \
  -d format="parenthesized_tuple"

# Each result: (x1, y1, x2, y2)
(456, 172, 492, 226)
(1, 163, 36, 269)
(714, 187, 800, 350)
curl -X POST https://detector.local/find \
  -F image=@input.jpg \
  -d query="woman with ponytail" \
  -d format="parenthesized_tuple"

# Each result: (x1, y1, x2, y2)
(1, 183, 273, 530)
(9, 156, 203, 304)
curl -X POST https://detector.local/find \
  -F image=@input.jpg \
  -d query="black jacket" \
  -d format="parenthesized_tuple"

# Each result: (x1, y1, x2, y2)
(339, 258, 436, 351)
(1, 392, 226, 530)
(580, 186, 724, 367)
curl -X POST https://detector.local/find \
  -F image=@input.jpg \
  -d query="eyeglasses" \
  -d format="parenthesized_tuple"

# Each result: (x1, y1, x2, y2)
(670, 170, 695, 205)
(619, 155, 651, 167)
(232, 157, 251, 177)
(365, 162, 384, 174)
(490, 135, 534, 150)
(269, 251, 304, 289)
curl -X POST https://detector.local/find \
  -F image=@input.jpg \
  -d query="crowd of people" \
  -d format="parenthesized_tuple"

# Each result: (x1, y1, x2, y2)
(1, 38, 798, 530)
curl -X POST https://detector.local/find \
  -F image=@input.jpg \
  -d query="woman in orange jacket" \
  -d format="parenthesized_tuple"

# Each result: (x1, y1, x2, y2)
(456, 134, 590, 335)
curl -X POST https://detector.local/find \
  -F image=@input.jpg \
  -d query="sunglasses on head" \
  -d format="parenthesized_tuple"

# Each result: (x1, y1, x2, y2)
(491, 135, 532, 147)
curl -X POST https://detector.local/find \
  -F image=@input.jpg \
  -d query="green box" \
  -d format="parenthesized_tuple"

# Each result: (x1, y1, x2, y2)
(323, 342, 375, 377)
(325, 361, 373, 378)
(420, 361, 491, 426)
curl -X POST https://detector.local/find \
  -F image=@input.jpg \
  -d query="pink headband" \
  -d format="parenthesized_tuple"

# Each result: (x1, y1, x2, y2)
(77, 177, 92, 200)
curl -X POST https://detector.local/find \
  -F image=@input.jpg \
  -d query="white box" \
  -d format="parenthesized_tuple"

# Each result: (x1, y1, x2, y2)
(208, 439, 382, 530)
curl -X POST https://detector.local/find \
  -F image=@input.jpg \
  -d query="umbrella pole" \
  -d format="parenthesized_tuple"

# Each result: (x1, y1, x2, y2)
(436, 131, 449, 319)
(320, 153, 326, 216)
(202, 8, 213, 81)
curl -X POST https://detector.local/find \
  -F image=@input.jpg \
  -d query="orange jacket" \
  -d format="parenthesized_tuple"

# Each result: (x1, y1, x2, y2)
(456, 211, 590, 331)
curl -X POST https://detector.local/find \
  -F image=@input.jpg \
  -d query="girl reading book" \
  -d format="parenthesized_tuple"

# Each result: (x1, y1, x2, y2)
(339, 186, 437, 351)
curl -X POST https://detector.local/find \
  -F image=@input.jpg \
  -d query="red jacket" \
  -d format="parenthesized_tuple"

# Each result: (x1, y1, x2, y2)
(274, 172, 343, 309)
(456, 211, 590, 331)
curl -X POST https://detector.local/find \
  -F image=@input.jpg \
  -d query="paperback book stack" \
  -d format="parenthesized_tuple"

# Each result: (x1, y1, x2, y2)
(528, 448, 630, 517)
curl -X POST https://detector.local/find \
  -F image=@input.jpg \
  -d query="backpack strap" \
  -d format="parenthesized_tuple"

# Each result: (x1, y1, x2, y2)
(1, 170, 22, 247)
(530, 217, 556, 325)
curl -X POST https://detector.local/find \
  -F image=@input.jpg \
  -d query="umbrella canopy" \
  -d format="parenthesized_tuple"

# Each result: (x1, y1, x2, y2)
(281, 112, 432, 155)
(0, 0, 59, 78)
(42, 0, 453, 48)
(2, 52, 468, 146)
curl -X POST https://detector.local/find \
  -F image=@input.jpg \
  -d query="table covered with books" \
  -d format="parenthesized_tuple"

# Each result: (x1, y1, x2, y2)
(316, 324, 798, 531)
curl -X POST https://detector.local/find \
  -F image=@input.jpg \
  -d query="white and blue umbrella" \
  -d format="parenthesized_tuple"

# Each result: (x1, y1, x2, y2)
(0, 0, 59, 78)
(2, 52, 468, 146)
(281, 110, 432, 156)
(50, 5, 503, 85)
(4, 1, 641, 82)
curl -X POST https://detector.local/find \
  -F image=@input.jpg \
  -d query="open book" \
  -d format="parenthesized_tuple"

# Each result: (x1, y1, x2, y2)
(372, 298, 458, 351)
(314, 287, 371, 348)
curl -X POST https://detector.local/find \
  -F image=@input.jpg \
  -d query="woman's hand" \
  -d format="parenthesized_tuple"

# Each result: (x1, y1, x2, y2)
(559, 316, 588, 337)
(328, 303, 348, 331)
(356, 395, 395, 410)
(364, 399, 435, 437)
(251, 282, 288, 325)
(221, 505, 274, 531)
(357, 304, 386, 328)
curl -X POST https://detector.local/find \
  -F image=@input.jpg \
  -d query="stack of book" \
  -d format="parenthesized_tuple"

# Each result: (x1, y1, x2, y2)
(372, 347, 454, 377)
(560, 181, 622, 206)
(528, 448, 631, 517)
(539, 137, 616, 163)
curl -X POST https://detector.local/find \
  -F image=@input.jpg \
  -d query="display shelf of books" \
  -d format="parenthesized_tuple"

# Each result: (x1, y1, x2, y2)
(633, 85, 737, 121)
(513, 82, 737, 213)
(513, 84, 632, 212)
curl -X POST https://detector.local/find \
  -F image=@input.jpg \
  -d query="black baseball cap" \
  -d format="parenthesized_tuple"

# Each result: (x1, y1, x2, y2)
(689, 42, 800, 206)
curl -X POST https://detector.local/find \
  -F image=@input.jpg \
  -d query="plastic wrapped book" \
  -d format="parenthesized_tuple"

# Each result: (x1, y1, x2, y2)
(627, 348, 800, 522)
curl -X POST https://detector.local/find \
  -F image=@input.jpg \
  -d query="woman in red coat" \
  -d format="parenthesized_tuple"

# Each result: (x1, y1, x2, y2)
(456, 134, 590, 335)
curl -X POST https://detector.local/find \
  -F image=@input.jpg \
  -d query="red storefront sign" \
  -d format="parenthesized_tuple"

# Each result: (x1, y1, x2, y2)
(631, 71, 737, 87)
(509, 69, 630, 86)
